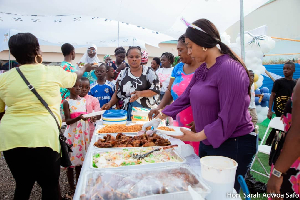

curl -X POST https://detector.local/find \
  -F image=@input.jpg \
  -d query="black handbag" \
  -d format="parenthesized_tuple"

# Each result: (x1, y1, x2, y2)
(16, 67, 72, 167)
(269, 130, 286, 166)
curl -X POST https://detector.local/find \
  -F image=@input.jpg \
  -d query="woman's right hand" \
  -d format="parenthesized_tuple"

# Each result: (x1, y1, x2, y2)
(101, 102, 112, 110)
(148, 108, 160, 120)
(84, 63, 95, 72)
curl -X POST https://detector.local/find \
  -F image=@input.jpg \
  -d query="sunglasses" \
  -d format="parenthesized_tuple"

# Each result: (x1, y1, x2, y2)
(88, 49, 96, 53)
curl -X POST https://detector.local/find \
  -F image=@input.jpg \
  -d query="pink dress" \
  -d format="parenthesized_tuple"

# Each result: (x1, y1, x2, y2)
(170, 63, 199, 155)
(64, 98, 90, 167)
(83, 94, 101, 139)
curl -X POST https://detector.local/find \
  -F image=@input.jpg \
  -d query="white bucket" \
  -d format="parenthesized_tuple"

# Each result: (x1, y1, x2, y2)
(200, 156, 238, 200)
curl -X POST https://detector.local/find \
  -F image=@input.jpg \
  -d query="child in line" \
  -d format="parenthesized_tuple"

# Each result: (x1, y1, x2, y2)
(266, 61, 296, 145)
(89, 64, 114, 108)
(156, 52, 174, 100)
(63, 79, 90, 197)
(80, 77, 101, 140)
(106, 64, 116, 90)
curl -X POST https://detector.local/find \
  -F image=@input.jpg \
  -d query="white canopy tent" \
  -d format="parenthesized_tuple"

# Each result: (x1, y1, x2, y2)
(0, 14, 174, 51)
(0, 0, 268, 46)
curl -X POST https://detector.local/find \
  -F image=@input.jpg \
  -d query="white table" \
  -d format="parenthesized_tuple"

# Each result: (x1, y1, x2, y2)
(73, 124, 241, 200)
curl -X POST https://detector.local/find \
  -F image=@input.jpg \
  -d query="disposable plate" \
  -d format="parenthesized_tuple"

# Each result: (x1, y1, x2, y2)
(157, 126, 190, 136)
(82, 110, 105, 118)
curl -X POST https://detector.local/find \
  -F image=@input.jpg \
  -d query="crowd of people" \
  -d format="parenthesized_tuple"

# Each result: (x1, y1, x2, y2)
(0, 17, 299, 200)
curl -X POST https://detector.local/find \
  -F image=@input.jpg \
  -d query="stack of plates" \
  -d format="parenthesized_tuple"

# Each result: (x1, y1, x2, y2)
(102, 110, 127, 125)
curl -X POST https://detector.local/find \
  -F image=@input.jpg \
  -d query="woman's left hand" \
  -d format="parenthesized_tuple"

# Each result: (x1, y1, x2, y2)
(172, 128, 200, 141)
(130, 91, 142, 102)
(267, 175, 283, 200)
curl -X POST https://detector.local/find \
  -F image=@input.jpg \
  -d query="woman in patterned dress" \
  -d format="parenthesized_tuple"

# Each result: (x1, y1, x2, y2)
(101, 46, 160, 120)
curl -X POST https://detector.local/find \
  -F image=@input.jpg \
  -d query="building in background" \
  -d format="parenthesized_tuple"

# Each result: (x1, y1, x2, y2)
(0, 41, 178, 65)
(226, 0, 300, 63)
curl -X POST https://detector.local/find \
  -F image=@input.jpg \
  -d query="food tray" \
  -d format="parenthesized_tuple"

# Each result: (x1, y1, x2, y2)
(93, 133, 173, 150)
(96, 124, 142, 135)
(90, 147, 185, 170)
(80, 165, 211, 200)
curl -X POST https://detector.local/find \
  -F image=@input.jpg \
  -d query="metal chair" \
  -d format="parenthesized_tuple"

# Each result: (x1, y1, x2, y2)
(250, 117, 285, 177)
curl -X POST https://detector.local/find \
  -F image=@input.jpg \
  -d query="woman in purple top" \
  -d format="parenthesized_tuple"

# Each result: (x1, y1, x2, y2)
(143, 19, 256, 192)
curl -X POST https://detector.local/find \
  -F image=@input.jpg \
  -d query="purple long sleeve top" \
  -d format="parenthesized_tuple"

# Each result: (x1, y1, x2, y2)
(163, 55, 253, 148)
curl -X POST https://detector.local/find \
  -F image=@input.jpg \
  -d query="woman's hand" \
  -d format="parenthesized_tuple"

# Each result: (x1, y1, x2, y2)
(142, 118, 161, 131)
(102, 102, 112, 110)
(130, 91, 142, 103)
(148, 108, 160, 120)
(84, 63, 96, 72)
(172, 128, 201, 141)
(116, 62, 127, 72)
(186, 121, 196, 132)
(267, 175, 283, 200)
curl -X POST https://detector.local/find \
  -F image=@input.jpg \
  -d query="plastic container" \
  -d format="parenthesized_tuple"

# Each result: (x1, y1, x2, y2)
(80, 165, 211, 200)
(102, 110, 127, 125)
(90, 147, 185, 170)
(93, 133, 172, 149)
(200, 156, 238, 200)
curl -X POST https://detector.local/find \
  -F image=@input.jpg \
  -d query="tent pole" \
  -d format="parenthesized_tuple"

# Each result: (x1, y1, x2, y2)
(118, 21, 120, 47)
(8, 29, 11, 70)
(240, 0, 245, 61)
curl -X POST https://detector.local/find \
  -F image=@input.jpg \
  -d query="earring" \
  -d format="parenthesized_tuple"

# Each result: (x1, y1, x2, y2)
(202, 47, 207, 52)
(35, 55, 43, 64)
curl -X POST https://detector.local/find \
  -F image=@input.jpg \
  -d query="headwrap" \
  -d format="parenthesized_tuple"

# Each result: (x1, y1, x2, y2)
(141, 50, 148, 64)
(104, 54, 110, 60)
(79, 44, 100, 64)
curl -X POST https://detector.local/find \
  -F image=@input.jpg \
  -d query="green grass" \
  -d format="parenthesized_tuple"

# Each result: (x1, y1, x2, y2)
(240, 117, 273, 200)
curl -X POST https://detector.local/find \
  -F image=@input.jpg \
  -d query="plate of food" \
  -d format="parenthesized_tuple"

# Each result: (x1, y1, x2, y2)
(156, 126, 190, 136)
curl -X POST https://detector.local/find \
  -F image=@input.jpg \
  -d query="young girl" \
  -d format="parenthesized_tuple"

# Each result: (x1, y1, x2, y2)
(63, 79, 90, 197)
(80, 77, 101, 140)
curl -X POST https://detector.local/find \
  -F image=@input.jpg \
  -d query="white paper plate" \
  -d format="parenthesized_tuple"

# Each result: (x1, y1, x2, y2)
(82, 110, 105, 118)
(156, 126, 190, 136)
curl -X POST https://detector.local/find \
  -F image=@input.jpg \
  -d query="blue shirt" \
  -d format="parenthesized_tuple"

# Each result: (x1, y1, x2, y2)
(89, 83, 114, 107)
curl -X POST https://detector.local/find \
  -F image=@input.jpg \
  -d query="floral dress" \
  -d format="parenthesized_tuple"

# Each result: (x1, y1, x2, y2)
(64, 98, 90, 167)
(83, 94, 101, 140)
(170, 63, 199, 155)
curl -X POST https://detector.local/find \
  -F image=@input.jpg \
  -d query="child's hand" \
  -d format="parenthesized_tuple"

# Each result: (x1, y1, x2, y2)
(90, 115, 101, 123)
(79, 114, 88, 121)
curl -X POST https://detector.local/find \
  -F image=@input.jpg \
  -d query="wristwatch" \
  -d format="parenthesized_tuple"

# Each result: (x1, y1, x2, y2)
(272, 168, 283, 178)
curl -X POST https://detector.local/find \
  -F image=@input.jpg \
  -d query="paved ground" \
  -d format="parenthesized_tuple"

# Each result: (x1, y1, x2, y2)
(0, 152, 71, 200)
